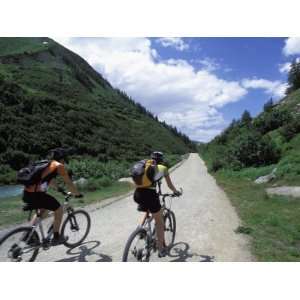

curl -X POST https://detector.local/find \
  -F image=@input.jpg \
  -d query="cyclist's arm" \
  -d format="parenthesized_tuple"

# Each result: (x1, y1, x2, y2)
(57, 164, 81, 196)
(164, 174, 178, 194)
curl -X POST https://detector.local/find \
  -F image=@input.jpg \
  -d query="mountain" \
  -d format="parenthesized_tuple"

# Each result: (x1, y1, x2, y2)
(199, 88, 300, 183)
(0, 37, 195, 181)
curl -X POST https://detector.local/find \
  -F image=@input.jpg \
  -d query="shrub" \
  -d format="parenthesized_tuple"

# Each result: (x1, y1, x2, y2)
(83, 176, 113, 191)
(276, 152, 300, 178)
(0, 165, 16, 184)
(280, 117, 300, 141)
(254, 109, 291, 135)
(84, 178, 99, 191)
(228, 130, 280, 168)
(210, 158, 225, 172)
(2, 150, 30, 170)
(97, 176, 113, 187)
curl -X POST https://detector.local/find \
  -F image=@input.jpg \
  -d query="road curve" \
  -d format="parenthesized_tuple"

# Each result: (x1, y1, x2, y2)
(1, 153, 253, 262)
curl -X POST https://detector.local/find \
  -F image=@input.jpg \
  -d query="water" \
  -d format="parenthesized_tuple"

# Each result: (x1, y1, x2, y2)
(0, 185, 23, 199)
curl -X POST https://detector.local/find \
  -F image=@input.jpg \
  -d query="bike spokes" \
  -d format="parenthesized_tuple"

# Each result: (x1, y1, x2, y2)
(61, 210, 91, 248)
(130, 240, 148, 262)
(122, 228, 150, 262)
(0, 227, 40, 262)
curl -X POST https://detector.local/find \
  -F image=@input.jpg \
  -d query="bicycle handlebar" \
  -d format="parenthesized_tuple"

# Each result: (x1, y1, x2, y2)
(60, 191, 83, 201)
(160, 188, 183, 199)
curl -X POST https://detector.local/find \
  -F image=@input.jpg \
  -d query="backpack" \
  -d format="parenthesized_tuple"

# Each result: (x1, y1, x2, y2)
(131, 159, 156, 187)
(17, 160, 50, 187)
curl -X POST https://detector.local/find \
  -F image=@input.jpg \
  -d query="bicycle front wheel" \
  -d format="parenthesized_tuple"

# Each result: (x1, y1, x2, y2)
(0, 227, 40, 262)
(122, 227, 150, 262)
(164, 210, 176, 248)
(61, 209, 91, 248)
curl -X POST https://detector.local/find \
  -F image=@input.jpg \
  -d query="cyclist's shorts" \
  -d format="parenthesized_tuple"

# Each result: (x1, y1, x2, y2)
(133, 188, 161, 214)
(23, 191, 60, 211)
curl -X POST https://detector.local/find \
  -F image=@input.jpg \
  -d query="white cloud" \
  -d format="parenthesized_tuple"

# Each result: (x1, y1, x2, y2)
(279, 62, 291, 74)
(189, 128, 224, 142)
(283, 37, 300, 56)
(279, 57, 300, 74)
(242, 78, 287, 99)
(159, 107, 225, 142)
(156, 37, 189, 51)
(53, 37, 248, 142)
(191, 57, 220, 72)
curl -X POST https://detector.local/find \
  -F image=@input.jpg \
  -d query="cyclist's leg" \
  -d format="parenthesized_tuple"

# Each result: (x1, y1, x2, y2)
(53, 205, 63, 234)
(146, 190, 165, 251)
(134, 188, 149, 225)
(38, 193, 62, 235)
(23, 191, 47, 225)
(30, 208, 47, 226)
(152, 209, 165, 251)
(139, 212, 148, 226)
(40, 193, 67, 244)
(26, 192, 62, 239)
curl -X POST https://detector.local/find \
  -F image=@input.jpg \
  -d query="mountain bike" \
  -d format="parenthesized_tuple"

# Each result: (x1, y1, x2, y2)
(0, 192, 91, 262)
(122, 186, 182, 262)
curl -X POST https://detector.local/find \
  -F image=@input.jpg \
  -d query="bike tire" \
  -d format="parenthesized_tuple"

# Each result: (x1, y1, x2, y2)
(164, 209, 176, 248)
(122, 227, 149, 262)
(61, 209, 91, 248)
(0, 226, 40, 262)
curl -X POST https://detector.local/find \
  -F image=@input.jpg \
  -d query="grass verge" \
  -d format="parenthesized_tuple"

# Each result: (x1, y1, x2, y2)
(215, 170, 300, 261)
(0, 182, 133, 229)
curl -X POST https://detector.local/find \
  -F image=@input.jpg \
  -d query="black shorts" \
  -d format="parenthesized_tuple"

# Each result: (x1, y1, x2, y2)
(134, 188, 161, 214)
(23, 191, 61, 211)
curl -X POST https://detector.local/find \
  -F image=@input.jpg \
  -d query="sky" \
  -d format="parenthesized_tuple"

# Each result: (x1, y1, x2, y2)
(53, 37, 300, 142)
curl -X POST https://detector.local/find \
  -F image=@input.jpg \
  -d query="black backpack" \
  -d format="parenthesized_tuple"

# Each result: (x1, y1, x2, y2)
(130, 159, 156, 187)
(17, 160, 50, 187)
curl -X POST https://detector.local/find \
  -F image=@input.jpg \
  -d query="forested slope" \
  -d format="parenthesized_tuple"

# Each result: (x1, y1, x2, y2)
(0, 37, 195, 183)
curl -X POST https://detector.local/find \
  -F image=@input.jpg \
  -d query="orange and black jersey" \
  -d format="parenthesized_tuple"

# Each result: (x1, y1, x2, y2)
(25, 160, 68, 193)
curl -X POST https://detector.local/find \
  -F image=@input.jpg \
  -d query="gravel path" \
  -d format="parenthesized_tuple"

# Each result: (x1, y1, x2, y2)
(0, 153, 253, 262)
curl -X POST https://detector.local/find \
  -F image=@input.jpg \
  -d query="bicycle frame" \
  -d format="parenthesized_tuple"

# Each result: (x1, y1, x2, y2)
(25, 193, 73, 247)
(139, 193, 174, 252)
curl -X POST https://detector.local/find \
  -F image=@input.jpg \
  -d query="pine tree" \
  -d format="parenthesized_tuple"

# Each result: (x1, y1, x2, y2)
(263, 98, 273, 112)
(286, 60, 300, 94)
(241, 110, 252, 125)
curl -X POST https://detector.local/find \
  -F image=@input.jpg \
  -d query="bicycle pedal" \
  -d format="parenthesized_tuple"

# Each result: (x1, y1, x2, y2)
(42, 239, 51, 249)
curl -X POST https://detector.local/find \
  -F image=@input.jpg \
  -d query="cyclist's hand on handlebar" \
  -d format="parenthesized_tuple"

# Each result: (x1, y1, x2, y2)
(173, 190, 182, 197)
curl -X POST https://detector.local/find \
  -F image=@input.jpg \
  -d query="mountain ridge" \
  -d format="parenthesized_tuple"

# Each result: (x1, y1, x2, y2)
(0, 37, 195, 183)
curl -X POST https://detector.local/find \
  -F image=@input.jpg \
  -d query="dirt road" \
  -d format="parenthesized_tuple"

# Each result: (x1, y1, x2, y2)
(0, 153, 253, 262)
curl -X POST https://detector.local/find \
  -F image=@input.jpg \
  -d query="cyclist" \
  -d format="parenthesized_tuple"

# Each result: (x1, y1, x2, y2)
(133, 151, 181, 258)
(22, 148, 82, 245)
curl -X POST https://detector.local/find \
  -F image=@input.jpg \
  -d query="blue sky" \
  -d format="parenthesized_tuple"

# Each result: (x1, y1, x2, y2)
(54, 37, 300, 142)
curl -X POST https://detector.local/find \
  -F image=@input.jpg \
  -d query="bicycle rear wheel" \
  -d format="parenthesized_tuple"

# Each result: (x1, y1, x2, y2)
(122, 227, 150, 262)
(0, 227, 40, 262)
(61, 209, 91, 248)
(164, 209, 176, 248)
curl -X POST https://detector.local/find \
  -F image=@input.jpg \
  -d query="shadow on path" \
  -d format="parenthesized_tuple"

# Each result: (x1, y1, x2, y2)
(168, 242, 215, 262)
(56, 240, 112, 262)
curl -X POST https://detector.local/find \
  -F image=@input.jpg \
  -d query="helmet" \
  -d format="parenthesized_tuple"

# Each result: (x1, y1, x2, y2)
(150, 151, 164, 164)
(48, 147, 71, 163)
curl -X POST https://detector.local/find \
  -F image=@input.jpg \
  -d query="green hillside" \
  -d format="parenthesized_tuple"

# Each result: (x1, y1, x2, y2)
(200, 89, 300, 183)
(199, 86, 300, 261)
(0, 37, 195, 184)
